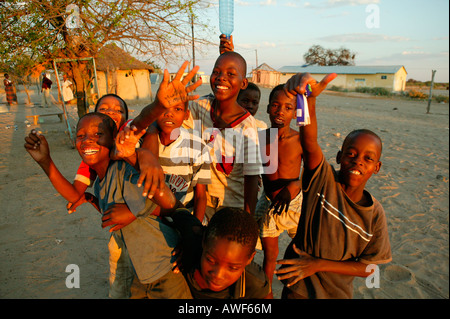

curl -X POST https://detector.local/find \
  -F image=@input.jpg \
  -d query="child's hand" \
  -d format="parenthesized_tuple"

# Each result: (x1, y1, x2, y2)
(269, 187, 292, 215)
(219, 34, 234, 54)
(275, 244, 320, 287)
(155, 61, 202, 110)
(171, 246, 183, 274)
(24, 129, 50, 164)
(67, 192, 100, 214)
(284, 73, 337, 99)
(135, 148, 166, 199)
(114, 125, 147, 158)
(101, 203, 137, 232)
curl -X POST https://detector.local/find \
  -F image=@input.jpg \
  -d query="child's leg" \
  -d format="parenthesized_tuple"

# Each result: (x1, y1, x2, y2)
(261, 236, 279, 296)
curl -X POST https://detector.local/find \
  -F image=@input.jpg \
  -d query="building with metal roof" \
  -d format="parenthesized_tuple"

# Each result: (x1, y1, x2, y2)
(278, 65, 407, 91)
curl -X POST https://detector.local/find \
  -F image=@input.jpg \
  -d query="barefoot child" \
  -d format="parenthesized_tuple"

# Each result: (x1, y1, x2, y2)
(276, 73, 392, 299)
(255, 84, 303, 297)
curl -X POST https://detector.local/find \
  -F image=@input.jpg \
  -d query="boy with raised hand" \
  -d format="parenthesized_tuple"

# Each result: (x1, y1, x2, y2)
(129, 53, 263, 220)
(276, 73, 392, 299)
(53, 112, 190, 298)
(255, 84, 303, 297)
(117, 61, 203, 200)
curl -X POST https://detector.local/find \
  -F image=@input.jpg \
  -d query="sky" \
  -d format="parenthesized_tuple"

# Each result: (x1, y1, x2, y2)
(162, 0, 449, 83)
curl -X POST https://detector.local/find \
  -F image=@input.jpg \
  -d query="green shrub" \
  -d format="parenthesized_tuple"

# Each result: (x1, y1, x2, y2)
(355, 86, 392, 96)
(434, 95, 449, 103)
(371, 87, 392, 96)
(355, 86, 371, 93)
(329, 85, 348, 92)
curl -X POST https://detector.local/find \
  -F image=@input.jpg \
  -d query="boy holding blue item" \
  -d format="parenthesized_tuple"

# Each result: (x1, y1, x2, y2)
(276, 72, 392, 299)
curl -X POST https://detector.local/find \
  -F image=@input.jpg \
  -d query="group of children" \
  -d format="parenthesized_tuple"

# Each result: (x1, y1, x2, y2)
(24, 35, 391, 299)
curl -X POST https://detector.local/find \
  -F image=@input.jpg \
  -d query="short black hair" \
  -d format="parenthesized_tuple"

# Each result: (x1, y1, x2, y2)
(95, 93, 129, 120)
(268, 84, 286, 104)
(238, 82, 261, 99)
(77, 112, 117, 138)
(343, 129, 383, 156)
(204, 207, 259, 257)
(216, 51, 247, 78)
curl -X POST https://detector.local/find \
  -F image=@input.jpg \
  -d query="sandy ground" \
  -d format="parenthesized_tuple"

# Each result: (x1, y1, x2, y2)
(0, 84, 448, 299)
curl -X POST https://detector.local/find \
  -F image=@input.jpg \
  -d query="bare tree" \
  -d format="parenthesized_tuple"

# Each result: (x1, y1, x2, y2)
(1, 0, 211, 117)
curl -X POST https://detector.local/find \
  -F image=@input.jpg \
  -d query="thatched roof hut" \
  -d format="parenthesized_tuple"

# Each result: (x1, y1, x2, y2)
(95, 43, 154, 100)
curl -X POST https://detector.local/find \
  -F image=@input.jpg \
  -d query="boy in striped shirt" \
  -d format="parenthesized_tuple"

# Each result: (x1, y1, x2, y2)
(153, 100, 211, 222)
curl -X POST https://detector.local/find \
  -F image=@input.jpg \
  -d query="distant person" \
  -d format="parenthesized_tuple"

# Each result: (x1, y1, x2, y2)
(62, 74, 74, 104)
(3, 73, 18, 106)
(276, 72, 392, 299)
(41, 73, 53, 107)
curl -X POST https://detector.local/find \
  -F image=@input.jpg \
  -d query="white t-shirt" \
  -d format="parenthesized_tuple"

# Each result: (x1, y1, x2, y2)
(185, 95, 263, 208)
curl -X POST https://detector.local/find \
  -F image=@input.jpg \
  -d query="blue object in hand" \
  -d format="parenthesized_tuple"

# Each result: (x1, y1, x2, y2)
(219, 0, 234, 38)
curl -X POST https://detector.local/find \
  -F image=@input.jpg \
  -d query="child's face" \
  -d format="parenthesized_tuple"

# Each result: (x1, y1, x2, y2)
(210, 54, 248, 102)
(237, 89, 260, 116)
(337, 133, 382, 191)
(76, 116, 114, 168)
(200, 237, 255, 292)
(156, 102, 189, 135)
(96, 96, 126, 129)
(267, 90, 296, 128)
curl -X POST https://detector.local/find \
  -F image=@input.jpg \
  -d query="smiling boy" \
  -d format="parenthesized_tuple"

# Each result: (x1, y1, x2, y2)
(178, 207, 270, 299)
(276, 73, 392, 299)
(151, 101, 211, 222)
(186, 52, 263, 220)
(254, 84, 304, 297)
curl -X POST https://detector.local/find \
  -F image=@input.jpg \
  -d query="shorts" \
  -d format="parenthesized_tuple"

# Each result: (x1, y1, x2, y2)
(108, 231, 134, 299)
(255, 191, 302, 238)
(130, 269, 193, 299)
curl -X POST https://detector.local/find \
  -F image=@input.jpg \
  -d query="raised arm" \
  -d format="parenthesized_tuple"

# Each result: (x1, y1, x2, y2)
(128, 61, 202, 132)
(24, 130, 84, 203)
(284, 73, 336, 171)
(219, 34, 234, 54)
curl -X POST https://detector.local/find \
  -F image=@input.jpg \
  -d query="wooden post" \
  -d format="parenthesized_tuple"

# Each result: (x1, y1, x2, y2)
(426, 70, 436, 114)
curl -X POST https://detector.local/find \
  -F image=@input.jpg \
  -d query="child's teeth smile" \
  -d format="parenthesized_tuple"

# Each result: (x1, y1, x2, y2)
(83, 148, 99, 155)
(349, 170, 361, 175)
(216, 85, 228, 90)
(274, 117, 284, 124)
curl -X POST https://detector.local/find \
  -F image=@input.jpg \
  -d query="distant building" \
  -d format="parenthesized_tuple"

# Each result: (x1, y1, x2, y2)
(251, 63, 281, 88)
(278, 65, 407, 92)
(96, 43, 154, 100)
(168, 71, 209, 85)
